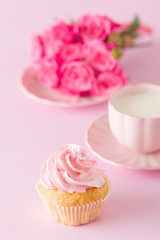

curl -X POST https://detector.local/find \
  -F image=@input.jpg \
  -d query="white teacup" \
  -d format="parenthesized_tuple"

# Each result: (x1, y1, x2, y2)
(108, 83, 160, 153)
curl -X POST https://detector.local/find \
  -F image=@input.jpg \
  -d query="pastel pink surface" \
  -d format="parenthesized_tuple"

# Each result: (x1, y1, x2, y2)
(108, 83, 160, 153)
(1, 1, 160, 240)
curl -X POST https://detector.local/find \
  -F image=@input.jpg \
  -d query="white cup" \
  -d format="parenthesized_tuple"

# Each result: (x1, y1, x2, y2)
(108, 83, 160, 153)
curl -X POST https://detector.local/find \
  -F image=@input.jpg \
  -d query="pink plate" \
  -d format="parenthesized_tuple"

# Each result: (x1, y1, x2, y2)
(20, 68, 108, 107)
(86, 115, 160, 170)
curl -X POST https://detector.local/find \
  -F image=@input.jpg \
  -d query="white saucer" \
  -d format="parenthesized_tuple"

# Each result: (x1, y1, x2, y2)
(20, 68, 108, 107)
(86, 115, 160, 170)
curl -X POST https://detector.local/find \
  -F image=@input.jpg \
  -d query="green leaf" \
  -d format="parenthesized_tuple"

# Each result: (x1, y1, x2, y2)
(130, 16, 140, 32)
(111, 48, 122, 59)
(120, 16, 140, 37)
(107, 33, 125, 48)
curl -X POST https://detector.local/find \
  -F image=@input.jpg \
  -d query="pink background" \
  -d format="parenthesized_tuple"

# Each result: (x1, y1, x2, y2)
(1, 0, 160, 239)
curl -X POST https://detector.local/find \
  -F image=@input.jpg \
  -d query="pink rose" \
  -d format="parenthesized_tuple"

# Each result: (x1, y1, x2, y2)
(102, 15, 121, 30)
(78, 14, 113, 41)
(42, 28, 63, 59)
(60, 61, 96, 95)
(105, 42, 117, 50)
(114, 65, 128, 83)
(31, 35, 45, 63)
(34, 58, 59, 88)
(91, 66, 128, 96)
(51, 21, 75, 43)
(58, 43, 82, 63)
(84, 40, 117, 71)
(38, 22, 77, 59)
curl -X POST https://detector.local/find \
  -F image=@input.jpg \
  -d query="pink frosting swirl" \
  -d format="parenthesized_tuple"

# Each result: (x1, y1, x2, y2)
(40, 144, 105, 193)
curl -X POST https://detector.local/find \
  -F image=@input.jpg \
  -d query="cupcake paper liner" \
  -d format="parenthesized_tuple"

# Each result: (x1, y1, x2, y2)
(37, 176, 111, 226)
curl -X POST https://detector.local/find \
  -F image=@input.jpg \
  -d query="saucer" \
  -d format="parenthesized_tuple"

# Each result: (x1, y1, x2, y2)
(20, 68, 108, 107)
(86, 115, 160, 170)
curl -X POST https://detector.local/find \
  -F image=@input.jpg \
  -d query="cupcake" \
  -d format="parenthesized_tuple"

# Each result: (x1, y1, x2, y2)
(36, 144, 111, 225)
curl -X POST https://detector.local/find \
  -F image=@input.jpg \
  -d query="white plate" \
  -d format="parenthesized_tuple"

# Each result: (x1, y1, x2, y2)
(20, 68, 108, 107)
(86, 115, 160, 170)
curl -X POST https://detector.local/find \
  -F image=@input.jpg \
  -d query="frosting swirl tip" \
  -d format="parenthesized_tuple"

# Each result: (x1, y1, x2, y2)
(40, 144, 105, 193)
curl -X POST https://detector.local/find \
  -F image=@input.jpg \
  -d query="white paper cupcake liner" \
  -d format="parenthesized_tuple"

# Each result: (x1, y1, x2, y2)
(37, 176, 111, 225)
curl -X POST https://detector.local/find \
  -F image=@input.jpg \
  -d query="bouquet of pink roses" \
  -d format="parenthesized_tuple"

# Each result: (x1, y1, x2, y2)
(31, 14, 151, 97)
